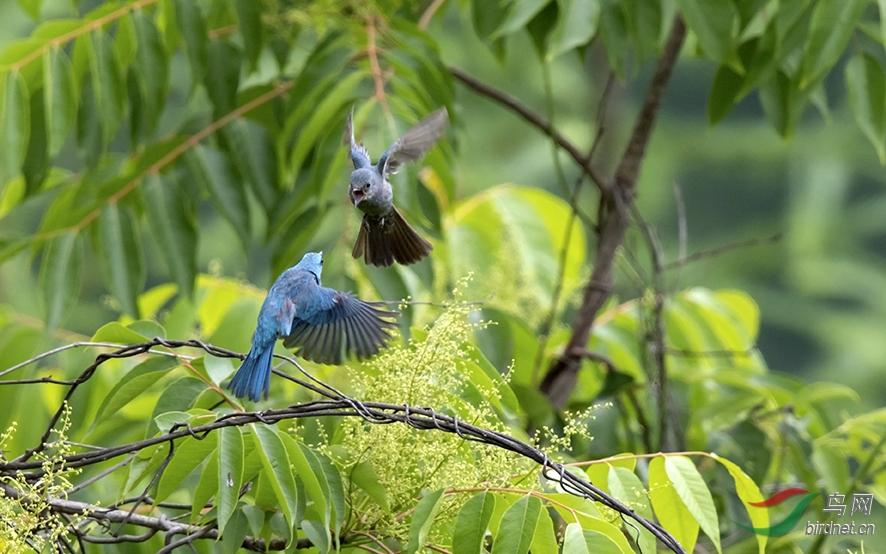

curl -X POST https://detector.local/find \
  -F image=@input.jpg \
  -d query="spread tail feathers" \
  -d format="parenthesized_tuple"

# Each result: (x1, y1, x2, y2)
(228, 346, 274, 401)
(352, 207, 432, 267)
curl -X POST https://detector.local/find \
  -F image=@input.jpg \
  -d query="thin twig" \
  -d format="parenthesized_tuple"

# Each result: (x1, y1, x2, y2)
(662, 233, 782, 270)
(449, 66, 611, 193)
(418, 0, 447, 29)
(674, 183, 688, 265)
(65, 454, 136, 495)
(531, 72, 615, 384)
(366, 17, 391, 118)
(0, 342, 138, 379)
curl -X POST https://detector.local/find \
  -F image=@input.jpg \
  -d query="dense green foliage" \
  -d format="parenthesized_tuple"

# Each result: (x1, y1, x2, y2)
(0, 0, 884, 553)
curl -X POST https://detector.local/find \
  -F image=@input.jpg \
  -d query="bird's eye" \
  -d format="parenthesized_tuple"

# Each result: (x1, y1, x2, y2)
(365, 183, 371, 188)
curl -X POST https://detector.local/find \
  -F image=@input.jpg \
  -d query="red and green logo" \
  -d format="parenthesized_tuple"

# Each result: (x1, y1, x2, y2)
(734, 488, 820, 536)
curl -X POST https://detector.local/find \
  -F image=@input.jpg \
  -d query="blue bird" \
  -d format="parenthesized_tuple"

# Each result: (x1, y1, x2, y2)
(228, 252, 398, 401)
(345, 107, 448, 267)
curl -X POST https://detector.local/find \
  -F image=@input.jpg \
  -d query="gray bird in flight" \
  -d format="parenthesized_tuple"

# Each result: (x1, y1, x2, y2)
(344, 107, 448, 267)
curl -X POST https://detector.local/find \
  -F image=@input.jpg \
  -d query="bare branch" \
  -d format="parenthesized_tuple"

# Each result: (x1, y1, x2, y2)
(540, 16, 688, 409)
(418, 0, 446, 29)
(662, 233, 782, 270)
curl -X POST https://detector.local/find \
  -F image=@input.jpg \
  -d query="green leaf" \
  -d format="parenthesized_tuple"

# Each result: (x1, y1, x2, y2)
(561, 523, 590, 554)
(812, 440, 849, 494)
(472, 0, 508, 55)
(115, 12, 137, 71)
(218, 426, 244, 533)
(174, 0, 208, 83)
(316, 450, 346, 532)
(561, 523, 623, 554)
(713, 455, 767, 554)
(205, 39, 241, 117)
(236, 0, 263, 68)
(407, 489, 446, 553)
(252, 424, 299, 532)
(157, 414, 204, 442)
(598, 0, 629, 78)
(155, 433, 218, 504)
(708, 64, 744, 124)
(16, 0, 42, 19)
(129, 319, 165, 340)
(350, 461, 389, 512)
(530, 505, 559, 553)
(494, 0, 552, 38)
(95, 203, 145, 317)
(91, 321, 150, 343)
(546, 0, 599, 61)
(664, 456, 721, 553)
(800, 0, 867, 89)
(758, 70, 793, 138)
(1, 70, 29, 179)
(185, 146, 250, 249)
(846, 53, 886, 164)
(241, 503, 264, 536)
(452, 492, 495, 554)
(607, 467, 654, 554)
(191, 449, 218, 522)
(674, 0, 739, 68)
(648, 456, 698, 552)
(627, 0, 662, 62)
(221, 509, 249, 553)
(132, 9, 169, 139)
(491, 495, 542, 554)
(76, 79, 103, 168)
(142, 173, 198, 295)
(21, 86, 47, 191)
(32, 19, 82, 42)
(39, 231, 81, 333)
(43, 46, 76, 158)
(204, 355, 234, 385)
(87, 30, 124, 147)
(287, 69, 366, 182)
(302, 519, 330, 553)
(96, 356, 181, 422)
(280, 433, 329, 527)
(879, 0, 886, 54)
(448, 185, 586, 320)
(150, 379, 207, 433)
(221, 120, 277, 210)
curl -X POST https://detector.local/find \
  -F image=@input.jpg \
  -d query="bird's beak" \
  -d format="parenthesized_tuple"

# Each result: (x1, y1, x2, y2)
(351, 189, 364, 206)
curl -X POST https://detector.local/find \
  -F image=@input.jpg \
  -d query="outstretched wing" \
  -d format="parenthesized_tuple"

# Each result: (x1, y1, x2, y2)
(282, 287, 398, 365)
(378, 107, 448, 179)
(344, 108, 372, 169)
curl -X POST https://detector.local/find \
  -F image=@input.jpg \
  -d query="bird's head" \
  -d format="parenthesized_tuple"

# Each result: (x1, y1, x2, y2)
(349, 168, 379, 207)
(296, 251, 323, 281)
